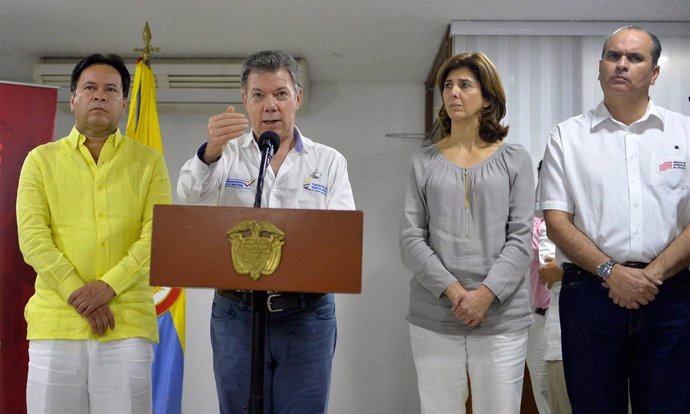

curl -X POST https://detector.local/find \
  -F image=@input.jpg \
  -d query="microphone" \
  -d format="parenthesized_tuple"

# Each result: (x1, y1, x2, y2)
(258, 130, 280, 155)
(254, 131, 281, 208)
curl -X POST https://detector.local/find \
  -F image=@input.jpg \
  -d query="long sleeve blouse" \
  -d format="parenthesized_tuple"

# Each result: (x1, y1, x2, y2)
(400, 142, 534, 335)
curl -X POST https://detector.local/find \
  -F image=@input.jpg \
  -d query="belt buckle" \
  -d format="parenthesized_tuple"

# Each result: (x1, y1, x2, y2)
(267, 293, 285, 313)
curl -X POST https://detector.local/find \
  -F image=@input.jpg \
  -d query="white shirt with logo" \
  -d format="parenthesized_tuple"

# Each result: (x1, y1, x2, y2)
(178, 127, 355, 211)
(536, 100, 690, 264)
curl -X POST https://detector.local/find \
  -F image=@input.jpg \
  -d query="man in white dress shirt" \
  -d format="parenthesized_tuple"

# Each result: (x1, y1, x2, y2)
(177, 50, 355, 414)
(536, 26, 690, 413)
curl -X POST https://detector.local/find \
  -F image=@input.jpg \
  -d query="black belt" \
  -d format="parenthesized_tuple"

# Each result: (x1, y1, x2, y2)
(215, 289, 324, 313)
(535, 307, 547, 316)
(563, 262, 649, 273)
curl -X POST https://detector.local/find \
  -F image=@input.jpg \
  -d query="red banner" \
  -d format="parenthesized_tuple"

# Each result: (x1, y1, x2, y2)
(0, 82, 57, 414)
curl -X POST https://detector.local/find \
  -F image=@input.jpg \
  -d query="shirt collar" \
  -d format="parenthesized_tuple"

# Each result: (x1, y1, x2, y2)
(67, 126, 123, 148)
(591, 99, 664, 129)
(242, 126, 307, 154)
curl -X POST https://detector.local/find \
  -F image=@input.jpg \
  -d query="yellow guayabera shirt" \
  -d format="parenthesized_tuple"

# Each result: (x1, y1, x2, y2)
(17, 127, 171, 341)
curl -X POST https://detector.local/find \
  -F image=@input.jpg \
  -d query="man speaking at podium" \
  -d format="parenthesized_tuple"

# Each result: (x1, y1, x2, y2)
(178, 50, 355, 413)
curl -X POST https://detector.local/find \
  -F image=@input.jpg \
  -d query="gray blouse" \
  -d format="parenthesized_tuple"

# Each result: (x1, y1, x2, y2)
(400, 142, 534, 336)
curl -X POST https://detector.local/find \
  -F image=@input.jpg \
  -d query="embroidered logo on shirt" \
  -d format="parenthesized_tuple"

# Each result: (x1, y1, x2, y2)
(658, 160, 686, 172)
(225, 178, 255, 189)
(303, 179, 327, 196)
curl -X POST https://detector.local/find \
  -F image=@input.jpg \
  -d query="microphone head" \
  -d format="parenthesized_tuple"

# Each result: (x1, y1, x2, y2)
(258, 131, 281, 152)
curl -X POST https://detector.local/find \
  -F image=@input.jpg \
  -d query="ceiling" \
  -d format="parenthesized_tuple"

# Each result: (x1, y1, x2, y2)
(1, 0, 689, 85)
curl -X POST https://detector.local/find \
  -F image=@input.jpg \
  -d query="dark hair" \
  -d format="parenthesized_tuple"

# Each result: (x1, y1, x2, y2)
(602, 26, 662, 66)
(240, 50, 302, 93)
(537, 160, 543, 174)
(436, 52, 509, 142)
(70, 53, 131, 98)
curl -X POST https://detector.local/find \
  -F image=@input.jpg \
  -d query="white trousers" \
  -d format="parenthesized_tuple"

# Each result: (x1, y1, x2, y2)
(546, 361, 571, 414)
(27, 338, 153, 414)
(526, 312, 551, 414)
(410, 324, 528, 414)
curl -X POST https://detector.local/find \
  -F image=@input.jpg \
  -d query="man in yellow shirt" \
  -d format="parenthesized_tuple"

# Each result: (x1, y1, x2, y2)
(16, 53, 171, 414)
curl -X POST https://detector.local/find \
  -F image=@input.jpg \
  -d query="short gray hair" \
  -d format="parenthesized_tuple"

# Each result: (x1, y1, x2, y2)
(240, 50, 302, 92)
(601, 26, 662, 66)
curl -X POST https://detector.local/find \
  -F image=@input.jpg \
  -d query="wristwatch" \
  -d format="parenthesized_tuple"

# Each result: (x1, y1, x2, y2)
(596, 259, 616, 281)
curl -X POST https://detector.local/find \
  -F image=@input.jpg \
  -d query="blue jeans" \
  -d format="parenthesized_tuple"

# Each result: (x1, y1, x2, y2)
(210, 292, 336, 414)
(560, 267, 690, 414)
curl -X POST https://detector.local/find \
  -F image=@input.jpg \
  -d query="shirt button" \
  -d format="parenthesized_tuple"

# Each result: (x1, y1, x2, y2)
(633, 203, 639, 208)
(101, 241, 106, 246)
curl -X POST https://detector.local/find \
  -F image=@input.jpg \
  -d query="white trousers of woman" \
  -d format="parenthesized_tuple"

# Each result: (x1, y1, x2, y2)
(26, 338, 153, 414)
(410, 324, 528, 414)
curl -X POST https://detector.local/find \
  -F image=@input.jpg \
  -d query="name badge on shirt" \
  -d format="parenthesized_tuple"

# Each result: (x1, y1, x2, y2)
(226, 178, 255, 190)
(303, 179, 328, 196)
(652, 149, 689, 189)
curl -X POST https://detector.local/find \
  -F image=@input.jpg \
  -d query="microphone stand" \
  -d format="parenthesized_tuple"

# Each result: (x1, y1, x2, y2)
(248, 136, 276, 414)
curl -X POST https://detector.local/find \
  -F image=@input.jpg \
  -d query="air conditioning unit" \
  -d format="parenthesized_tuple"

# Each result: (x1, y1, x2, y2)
(33, 57, 309, 108)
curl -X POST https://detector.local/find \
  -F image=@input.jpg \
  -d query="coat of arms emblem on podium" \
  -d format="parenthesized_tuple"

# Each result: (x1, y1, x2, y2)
(226, 220, 286, 280)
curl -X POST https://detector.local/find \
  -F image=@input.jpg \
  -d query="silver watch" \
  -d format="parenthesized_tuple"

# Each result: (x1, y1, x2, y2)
(596, 259, 616, 281)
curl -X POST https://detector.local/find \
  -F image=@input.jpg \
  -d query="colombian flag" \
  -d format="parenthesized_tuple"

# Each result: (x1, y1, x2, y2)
(127, 59, 186, 414)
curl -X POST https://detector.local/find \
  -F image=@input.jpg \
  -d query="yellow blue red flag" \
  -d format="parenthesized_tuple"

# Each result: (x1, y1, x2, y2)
(127, 60, 163, 152)
(127, 58, 185, 414)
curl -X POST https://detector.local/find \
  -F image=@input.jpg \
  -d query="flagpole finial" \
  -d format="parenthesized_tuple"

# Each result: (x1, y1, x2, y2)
(134, 21, 160, 66)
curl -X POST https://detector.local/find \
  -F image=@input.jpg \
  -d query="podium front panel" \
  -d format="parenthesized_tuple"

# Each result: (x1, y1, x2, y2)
(151, 205, 362, 293)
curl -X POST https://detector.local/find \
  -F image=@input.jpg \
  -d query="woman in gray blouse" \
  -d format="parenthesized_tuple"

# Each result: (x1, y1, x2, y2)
(400, 52, 534, 414)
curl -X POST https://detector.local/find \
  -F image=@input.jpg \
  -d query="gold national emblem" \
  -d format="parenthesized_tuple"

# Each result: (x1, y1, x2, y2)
(226, 220, 286, 280)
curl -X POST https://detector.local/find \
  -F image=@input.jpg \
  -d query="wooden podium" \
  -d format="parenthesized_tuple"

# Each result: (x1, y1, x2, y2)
(150, 204, 363, 413)
(150, 205, 362, 292)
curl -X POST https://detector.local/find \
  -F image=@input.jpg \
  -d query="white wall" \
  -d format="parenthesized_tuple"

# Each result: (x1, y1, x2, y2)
(299, 83, 426, 413)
